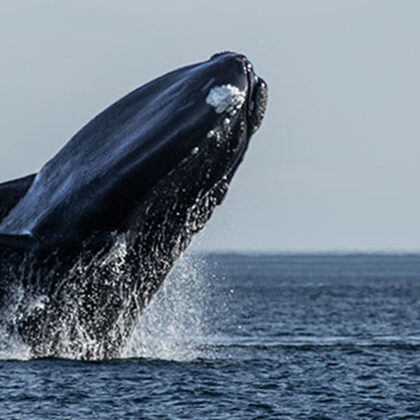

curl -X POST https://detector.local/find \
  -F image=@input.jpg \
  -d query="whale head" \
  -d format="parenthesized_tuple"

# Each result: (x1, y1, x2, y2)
(0, 52, 268, 358)
(0, 52, 268, 249)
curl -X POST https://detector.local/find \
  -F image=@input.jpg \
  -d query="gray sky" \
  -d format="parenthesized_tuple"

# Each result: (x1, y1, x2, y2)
(1, 0, 420, 252)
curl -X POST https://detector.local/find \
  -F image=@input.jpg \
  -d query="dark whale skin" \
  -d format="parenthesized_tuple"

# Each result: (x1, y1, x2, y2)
(0, 52, 268, 359)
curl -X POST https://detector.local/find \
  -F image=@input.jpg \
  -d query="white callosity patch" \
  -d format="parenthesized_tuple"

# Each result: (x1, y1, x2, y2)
(206, 84, 246, 115)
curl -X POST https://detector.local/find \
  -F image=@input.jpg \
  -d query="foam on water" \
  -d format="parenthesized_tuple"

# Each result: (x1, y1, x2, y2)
(0, 332, 31, 361)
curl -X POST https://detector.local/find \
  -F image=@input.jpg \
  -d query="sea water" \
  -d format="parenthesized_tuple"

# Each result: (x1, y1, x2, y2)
(0, 253, 419, 419)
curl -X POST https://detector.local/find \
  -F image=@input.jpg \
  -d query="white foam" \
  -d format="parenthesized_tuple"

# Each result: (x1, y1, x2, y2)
(206, 84, 246, 114)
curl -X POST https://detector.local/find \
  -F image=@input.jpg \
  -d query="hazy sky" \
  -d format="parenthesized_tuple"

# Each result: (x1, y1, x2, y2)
(1, 0, 419, 251)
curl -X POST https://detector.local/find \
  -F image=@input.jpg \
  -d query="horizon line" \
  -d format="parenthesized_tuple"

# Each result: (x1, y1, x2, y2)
(192, 249, 420, 256)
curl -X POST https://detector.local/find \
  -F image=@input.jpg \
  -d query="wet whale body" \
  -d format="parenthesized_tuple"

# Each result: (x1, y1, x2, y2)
(0, 52, 267, 359)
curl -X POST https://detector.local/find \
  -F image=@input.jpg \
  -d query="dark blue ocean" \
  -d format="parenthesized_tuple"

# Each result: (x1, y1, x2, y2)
(0, 253, 419, 419)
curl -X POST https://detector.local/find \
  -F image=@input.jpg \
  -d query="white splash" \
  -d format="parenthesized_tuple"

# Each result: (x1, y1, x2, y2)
(206, 84, 246, 114)
(26, 294, 50, 313)
(0, 333, 31, 361)
(122, 253, 214, 362)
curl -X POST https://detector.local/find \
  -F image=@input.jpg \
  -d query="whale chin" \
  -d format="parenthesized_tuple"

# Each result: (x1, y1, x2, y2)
(0, 52, 268, 359)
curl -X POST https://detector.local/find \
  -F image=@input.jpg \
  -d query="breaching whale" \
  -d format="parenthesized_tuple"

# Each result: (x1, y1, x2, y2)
(0, 52, 267, 359)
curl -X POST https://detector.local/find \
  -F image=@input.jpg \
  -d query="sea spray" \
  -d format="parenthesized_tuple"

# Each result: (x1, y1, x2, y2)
(0, 251, 231, 361)
(123, 253, 217, 361)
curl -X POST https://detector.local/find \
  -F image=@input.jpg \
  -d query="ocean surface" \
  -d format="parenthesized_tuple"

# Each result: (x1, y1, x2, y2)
(0, 253, 419, 419)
